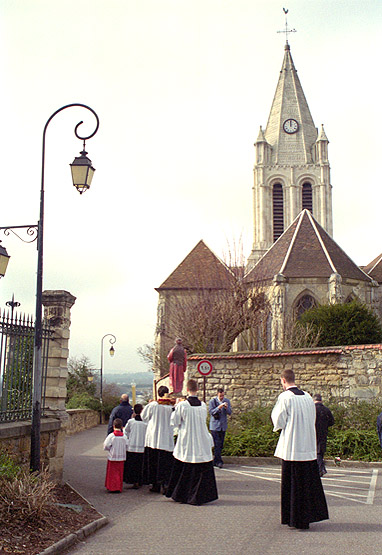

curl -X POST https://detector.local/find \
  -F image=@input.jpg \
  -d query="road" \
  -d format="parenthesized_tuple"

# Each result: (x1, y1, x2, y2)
(63, 425, 382, 554)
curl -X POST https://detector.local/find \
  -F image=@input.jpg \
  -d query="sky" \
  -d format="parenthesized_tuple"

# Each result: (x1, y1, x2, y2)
(0, 0, 381, 375)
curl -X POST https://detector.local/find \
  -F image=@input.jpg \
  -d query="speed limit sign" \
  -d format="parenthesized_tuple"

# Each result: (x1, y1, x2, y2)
(197, 359, 213, 376)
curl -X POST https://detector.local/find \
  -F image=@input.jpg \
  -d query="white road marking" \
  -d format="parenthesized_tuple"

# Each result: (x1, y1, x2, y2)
(220, 466, 379, 505)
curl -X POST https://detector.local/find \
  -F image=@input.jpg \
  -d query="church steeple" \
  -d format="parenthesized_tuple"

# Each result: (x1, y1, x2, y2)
(247, 42, 333, 271)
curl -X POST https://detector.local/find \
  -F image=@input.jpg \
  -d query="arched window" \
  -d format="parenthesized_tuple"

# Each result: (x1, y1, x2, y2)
(294, 294, 317, 319)
(302, 182, 313, 213)
(273, 183, 284, 241)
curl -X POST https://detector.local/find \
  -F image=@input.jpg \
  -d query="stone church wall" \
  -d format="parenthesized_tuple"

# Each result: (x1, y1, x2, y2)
(186, 345, 382, 412)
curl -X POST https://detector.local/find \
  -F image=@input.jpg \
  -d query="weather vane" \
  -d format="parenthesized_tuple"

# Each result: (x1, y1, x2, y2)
(277, 8, 297, 44)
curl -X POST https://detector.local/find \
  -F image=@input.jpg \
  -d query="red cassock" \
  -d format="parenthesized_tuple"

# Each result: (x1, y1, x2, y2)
(105, 460, 124, 492)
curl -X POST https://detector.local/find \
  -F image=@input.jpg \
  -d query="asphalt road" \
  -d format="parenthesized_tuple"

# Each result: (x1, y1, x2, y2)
(63, 425, 382, 555)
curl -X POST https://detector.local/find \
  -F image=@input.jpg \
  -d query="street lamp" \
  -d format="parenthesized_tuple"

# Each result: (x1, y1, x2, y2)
(0, 242, 10, 278)
(0, 104, 99, 472)
(100, 334, 116, 424)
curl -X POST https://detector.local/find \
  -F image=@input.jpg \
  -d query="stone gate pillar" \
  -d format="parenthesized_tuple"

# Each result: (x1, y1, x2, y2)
(42, 290, 76, 421)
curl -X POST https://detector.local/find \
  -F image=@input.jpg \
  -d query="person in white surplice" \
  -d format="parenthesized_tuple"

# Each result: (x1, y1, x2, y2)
(271, 369, 329, 530)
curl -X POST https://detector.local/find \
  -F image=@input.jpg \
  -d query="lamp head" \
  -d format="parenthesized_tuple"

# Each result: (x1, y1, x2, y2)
(0, 242, 10, 278)
(109, 345, 115, 357)
(70, 147, 95, 194)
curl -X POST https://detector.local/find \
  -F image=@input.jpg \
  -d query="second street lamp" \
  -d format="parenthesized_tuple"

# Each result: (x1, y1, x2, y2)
(100, 334, 117, 424)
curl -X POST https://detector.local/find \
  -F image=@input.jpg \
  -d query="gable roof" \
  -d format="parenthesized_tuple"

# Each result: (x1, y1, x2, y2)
(363, 253, 382, 283)
(156, 240, 235, 290)
(245, 210, 373, 284)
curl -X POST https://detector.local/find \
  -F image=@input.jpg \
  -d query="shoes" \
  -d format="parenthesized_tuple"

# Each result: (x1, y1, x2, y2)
(214, 462, 223, 468)
(150, 484, 161, 493)
(132, 483, 140, 489)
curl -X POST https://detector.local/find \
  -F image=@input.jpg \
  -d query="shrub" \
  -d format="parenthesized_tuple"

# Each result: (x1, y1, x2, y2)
(0, 452, 21, 481)
(66, 392, 101, 411)
(297, 301, 382, 347)
(0, 468, 56, 522)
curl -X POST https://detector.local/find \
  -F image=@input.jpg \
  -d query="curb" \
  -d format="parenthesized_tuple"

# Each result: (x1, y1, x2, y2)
(38, 482, 109, 555)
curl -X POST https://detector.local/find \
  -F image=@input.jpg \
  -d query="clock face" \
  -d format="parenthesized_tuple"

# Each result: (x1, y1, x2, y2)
(283, 119, 299, 134)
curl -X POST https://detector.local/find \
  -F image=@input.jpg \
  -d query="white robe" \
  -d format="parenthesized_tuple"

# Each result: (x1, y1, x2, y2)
(103, 432, 128, 461)
(171, 399, 214, 463)
(124, 419, 147, 453)
(141, 401, 174, 452)
(271, 389, 317, 461)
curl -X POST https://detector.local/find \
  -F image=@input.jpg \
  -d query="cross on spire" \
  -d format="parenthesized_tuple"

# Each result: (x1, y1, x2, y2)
(277, 8, 297, 44)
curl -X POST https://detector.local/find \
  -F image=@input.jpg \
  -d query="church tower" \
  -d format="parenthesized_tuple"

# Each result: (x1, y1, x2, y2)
(247, 42, 332, 270)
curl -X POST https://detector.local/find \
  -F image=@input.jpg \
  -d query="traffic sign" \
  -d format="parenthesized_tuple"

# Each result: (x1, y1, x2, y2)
(197, 359, 213, 376)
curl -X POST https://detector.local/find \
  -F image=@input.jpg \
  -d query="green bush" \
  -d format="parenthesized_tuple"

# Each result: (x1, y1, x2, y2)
(222, 401, 382, 461)
(0, 452, 21, 481)
(66, 392, 101, 411)
(297, 301, 382, 347)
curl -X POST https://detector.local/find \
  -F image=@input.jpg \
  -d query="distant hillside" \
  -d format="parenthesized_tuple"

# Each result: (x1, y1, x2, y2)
(104, 372, 154, 387)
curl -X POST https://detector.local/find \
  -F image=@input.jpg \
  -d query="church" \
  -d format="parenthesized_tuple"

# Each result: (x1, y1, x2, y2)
(154, 40, 382, 373)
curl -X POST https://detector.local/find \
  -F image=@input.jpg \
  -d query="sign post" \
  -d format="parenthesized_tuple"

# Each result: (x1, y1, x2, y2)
(197, 359, 213, 403)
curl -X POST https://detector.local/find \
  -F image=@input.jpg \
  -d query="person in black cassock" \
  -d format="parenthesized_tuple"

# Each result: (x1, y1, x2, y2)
(271, 369, 329, 530)
(165, 379, 218, 505)
(313, 393, 334, 477)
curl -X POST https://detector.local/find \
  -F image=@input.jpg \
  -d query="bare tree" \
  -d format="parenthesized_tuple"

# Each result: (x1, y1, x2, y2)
(282, 315, 322, 349)
(166, 240, 270, 354)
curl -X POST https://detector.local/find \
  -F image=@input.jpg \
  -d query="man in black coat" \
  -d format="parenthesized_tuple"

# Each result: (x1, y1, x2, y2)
(313, 393, 334, 477)
(107, 394, 133, 434)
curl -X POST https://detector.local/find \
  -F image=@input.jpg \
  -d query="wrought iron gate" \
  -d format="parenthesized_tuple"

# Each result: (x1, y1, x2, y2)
(0, 311, 50, 422)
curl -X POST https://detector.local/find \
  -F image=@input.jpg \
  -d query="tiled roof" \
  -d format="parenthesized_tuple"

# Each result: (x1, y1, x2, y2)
(156, 240, 235, 290)
(363, 253, 382, 283)
(245, 210, 372, 283)
(188, 344, 382, 360)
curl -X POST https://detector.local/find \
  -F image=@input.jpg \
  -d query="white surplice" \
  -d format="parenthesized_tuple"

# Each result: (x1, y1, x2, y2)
(171, 399, 214, 463)
(271, 389, 317, 461)
(141, 401, 174, 452)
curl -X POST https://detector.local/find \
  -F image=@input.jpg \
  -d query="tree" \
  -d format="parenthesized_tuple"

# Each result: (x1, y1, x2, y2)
(296, 301, 382, 347)
(66, 356, 97, 402)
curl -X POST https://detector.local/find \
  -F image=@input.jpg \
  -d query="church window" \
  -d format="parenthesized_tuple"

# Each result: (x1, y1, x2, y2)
(294, 294, 317, 319)
(302, 182, 313, 213)
(273, 183, 284, 241)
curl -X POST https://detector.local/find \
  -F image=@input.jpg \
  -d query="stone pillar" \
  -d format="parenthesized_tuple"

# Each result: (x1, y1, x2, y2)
(42, 290, 76, 479)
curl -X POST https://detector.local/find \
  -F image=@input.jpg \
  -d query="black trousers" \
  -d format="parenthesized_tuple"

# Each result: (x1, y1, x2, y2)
(211, 430, 225, 465)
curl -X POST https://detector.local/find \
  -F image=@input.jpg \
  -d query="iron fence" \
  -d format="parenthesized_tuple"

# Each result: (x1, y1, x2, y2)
(0, 310, 50, 422)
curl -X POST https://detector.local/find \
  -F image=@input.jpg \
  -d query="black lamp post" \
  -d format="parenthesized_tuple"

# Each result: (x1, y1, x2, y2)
(100, 334, 116, 424)
(0, 104, 99, 472)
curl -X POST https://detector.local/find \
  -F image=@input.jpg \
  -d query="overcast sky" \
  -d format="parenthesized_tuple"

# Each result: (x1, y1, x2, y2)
(0, 0, 381, 375)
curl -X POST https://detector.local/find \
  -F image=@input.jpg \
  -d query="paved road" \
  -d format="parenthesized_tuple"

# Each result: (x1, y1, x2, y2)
(63, 426, 382, 554)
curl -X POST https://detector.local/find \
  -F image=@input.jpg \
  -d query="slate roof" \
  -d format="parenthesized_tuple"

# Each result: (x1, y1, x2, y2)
(363, 253, 382, 283)
(156, 240, 235, 290)
(245, 210, 373, 283)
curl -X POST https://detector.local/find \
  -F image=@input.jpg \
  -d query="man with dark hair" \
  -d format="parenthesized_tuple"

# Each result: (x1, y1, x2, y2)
(272, 370, 328, 529)
(107, 394, 133, 435)
(209, 387, 232, 468)
(167, 338, 187, 394)
(165, 379, 218, 505)
(313, 393, 334, 477)
(142, 385, 174, 493)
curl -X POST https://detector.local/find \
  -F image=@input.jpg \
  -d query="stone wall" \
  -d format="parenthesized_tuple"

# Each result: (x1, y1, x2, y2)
(66, 409, 100, 436)
(0, 419, 62, 477)
(186, 344, 382, 411)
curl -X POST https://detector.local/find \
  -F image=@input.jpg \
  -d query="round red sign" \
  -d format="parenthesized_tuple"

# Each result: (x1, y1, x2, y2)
(197, 359, 213, 376)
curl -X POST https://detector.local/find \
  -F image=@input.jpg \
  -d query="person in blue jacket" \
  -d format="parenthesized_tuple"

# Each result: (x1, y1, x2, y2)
(107, 394, 133, 435)
(209, 388, 232, 468)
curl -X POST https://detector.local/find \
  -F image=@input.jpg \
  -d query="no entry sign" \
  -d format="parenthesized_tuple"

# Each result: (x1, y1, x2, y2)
(197, 359, 213, 376)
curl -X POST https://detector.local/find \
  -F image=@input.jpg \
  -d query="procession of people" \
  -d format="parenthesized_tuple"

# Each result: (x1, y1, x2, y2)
(104, 344, 331, 527)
